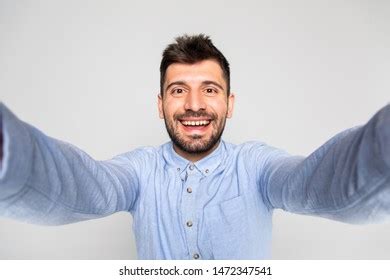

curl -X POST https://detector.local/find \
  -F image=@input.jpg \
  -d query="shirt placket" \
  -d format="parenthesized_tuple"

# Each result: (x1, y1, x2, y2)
(181, 163, 202, 259)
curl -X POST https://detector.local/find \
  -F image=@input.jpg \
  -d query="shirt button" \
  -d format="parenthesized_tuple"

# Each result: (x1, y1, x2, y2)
(187, 187, 192, 193)
(177, 167, 180, 172)
(193, 253, 200, 259)
(186, 221, 193, 227)
(205, 169, 209, 173)
(189, 165, 194, 170)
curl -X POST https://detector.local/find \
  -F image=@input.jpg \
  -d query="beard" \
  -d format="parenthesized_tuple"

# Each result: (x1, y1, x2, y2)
(163, 110, 227, 154)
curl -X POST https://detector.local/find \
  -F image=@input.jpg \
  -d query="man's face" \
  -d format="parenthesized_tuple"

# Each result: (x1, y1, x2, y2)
(158, 59, 235, 159)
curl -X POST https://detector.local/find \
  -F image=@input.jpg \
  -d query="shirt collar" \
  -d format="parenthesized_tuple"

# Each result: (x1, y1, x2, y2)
(162, 140, 227, 178)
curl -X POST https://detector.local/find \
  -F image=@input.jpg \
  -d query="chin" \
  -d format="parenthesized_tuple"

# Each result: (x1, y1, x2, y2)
(182, 139, 219, 154)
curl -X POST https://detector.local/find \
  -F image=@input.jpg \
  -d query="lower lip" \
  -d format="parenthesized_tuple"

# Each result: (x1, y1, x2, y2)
(180, 122, 211, 133)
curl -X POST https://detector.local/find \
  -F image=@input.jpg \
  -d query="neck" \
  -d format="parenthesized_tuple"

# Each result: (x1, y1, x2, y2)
(173, 140, 220, 162)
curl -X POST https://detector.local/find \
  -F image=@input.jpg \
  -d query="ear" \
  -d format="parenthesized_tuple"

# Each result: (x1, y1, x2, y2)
(158, 94, 164, 119)
(226, 93, 235, 118)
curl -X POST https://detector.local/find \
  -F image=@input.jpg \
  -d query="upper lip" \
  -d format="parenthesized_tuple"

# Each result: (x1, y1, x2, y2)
(179, 118, 211, 121)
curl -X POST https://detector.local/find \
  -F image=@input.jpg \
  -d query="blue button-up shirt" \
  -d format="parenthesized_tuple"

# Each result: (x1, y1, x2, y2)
(0, 102, 389, 259)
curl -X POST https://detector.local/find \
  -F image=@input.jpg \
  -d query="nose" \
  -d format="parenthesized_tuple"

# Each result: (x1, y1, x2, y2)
(184, 90, 206, 112)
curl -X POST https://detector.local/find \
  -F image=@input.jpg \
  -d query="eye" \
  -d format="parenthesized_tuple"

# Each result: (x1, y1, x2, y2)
(205, 88, 218, 95)
(171, 88, 185, 95)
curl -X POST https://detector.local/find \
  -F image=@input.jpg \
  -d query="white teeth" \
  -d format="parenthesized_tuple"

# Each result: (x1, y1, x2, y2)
(181, 120, 210, 126)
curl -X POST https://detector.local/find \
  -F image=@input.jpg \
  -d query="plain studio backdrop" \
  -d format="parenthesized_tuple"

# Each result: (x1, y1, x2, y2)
(0, 0, 389, 259)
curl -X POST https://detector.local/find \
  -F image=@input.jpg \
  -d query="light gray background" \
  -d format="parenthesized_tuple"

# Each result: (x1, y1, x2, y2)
(0, 0, 389, 259)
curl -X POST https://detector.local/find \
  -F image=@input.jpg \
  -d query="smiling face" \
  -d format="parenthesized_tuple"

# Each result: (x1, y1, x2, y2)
(158, 59, 235, 162)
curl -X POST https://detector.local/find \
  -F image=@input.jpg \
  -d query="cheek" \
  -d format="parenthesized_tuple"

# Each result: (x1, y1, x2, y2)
(163, 101, 181, 119)
(209, 99, 228, 117)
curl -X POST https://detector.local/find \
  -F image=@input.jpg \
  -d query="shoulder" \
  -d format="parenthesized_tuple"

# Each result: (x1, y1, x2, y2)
(225, 140, 296, 169)
(226, 140, 270, 158)
(108, 145, 162, 170)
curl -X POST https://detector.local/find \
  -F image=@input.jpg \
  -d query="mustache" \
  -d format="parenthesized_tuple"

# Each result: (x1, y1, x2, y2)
(174, 110, 217, 120)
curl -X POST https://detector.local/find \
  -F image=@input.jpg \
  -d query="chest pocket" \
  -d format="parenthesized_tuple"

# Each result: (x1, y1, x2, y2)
(204, 189, 272, 259)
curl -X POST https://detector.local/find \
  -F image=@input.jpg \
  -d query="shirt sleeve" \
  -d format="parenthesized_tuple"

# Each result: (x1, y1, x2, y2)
(0, 102, 140, 225)
(261, 104, 390, 224)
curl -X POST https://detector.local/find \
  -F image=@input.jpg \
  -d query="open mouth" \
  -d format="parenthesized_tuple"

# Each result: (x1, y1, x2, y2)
(178, 119, 212, 131)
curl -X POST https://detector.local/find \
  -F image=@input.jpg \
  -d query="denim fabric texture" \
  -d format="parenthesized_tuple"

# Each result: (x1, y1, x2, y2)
(0, 102, 389, 259)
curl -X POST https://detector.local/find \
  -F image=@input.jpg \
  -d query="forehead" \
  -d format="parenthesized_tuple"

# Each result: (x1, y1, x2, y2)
(164, 59, 226, 89)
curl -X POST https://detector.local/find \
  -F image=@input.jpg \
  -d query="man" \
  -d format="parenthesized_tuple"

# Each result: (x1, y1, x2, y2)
(0, 34, 389, 260)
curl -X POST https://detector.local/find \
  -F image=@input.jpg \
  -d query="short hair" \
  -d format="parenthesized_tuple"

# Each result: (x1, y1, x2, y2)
(160, 34, 230, 96)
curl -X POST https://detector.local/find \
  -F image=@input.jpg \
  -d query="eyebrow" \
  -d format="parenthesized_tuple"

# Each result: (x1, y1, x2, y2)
(165, 80, 225, 92)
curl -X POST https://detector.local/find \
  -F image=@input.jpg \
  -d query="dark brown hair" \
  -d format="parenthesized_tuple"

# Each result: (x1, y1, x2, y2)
(160, 34, 230, 96)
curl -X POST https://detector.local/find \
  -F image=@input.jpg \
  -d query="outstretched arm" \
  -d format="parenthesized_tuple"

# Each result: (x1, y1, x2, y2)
(0, 117, 3, 166)
(0, 102, 139, 225)
(262, 104, 390, 224)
